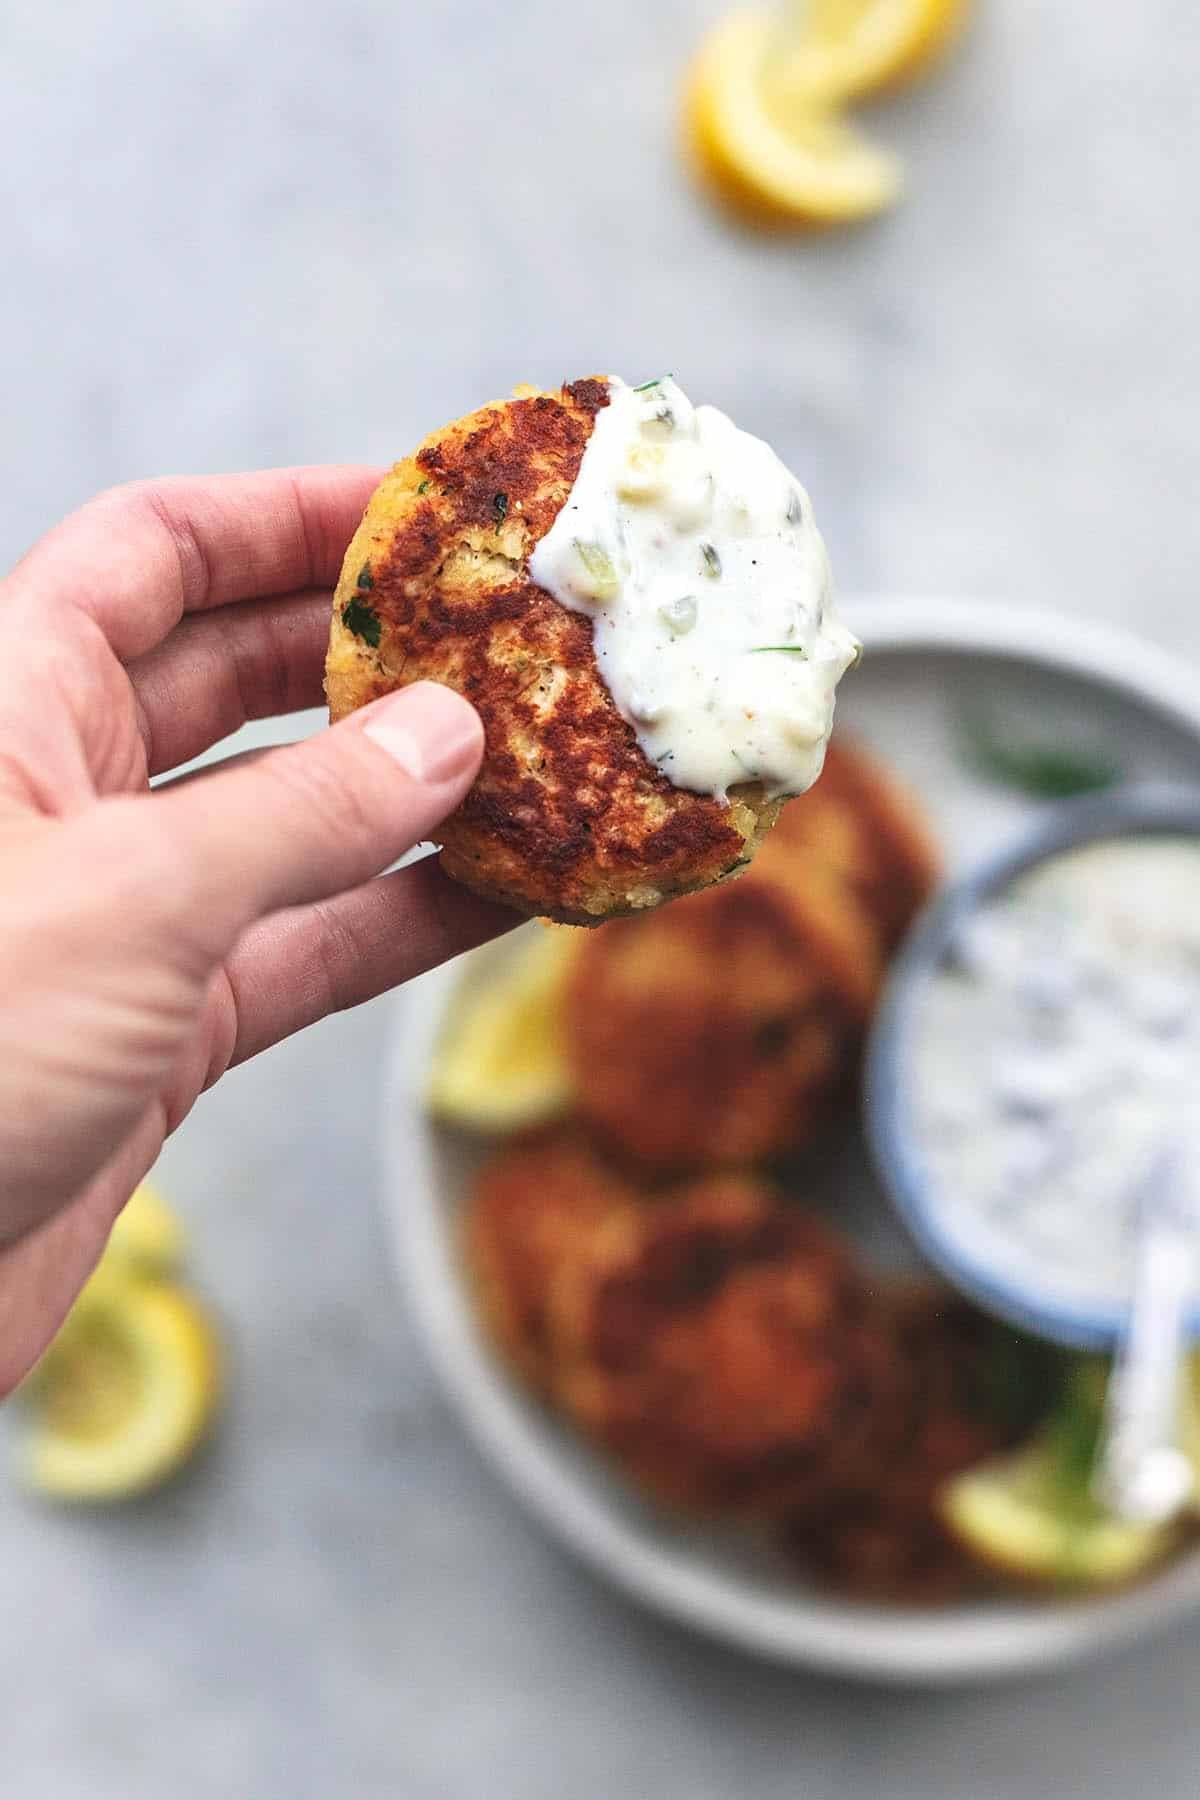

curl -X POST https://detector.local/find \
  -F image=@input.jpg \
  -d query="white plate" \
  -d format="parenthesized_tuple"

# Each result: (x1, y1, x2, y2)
(382, 598, 1200, 1684)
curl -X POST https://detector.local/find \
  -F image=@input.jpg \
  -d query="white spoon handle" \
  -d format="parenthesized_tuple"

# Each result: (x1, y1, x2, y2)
(1096, 1145, 1197, 1523)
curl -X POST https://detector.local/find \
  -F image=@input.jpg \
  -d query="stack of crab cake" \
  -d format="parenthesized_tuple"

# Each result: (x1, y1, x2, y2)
(467, 1138, 1033, 1603)
(453, 735, 1037, 1602)
(565, 736, 939, 1170)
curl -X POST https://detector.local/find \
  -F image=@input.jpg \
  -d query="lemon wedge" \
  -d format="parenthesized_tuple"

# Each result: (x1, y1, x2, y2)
(685, 10, 903, 228)
(942, 1455, 1178, 1589)
(105, 1181, 186, 1275)
(1173, 1350, 1200, 1510)
(941, 1363, 1179, 1588)
(772, 0, 968, 104)
(427, 925, 581, 1132)
(24, 1272, 221, 1503)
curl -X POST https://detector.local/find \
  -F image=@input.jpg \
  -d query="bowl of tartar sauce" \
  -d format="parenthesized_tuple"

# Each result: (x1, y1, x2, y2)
(867, 785, 1200, 1348)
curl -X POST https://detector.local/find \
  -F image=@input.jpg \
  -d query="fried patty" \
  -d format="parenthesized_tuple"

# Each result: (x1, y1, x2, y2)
(759, 736, 940, 951)
(546, 1173, 866, 1513)
(325, 379, 782, 924)
(464, 1138, 1044, 1594)
(565, 855, 881, 1169)
(783, 1289, 1036, 1603)
(559, 732, 936, 1169)
(464, 1132, 634, 1393)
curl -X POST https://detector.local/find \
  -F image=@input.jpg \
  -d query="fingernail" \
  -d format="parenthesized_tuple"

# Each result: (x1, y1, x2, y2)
(362, 682, 483, 784)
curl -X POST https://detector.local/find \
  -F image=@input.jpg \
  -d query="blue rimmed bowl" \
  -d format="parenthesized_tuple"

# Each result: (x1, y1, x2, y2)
(866, 783, 1200, 1350)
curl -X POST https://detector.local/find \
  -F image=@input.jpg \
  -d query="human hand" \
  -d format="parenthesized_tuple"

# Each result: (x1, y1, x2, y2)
(0, 467, 508, 1392)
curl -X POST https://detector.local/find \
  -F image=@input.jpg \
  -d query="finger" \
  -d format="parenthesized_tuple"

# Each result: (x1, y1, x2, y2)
(4, 464, 382, 660)
(154, 746, 275, 790)
(220, 856, 517, 1067)
(0, 1108, 163, 1393)
(124, 681, 485, 960)
(0, 682, 478, 1248)
(127, 587, 331, 775)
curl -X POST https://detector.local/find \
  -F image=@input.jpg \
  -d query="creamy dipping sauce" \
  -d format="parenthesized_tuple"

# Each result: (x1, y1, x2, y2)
(529, 376, 860, 800)
(912, 838, 1200, 1312)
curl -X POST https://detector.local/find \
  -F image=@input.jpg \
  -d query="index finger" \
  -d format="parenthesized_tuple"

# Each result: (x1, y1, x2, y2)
(3, 464, 384, 660)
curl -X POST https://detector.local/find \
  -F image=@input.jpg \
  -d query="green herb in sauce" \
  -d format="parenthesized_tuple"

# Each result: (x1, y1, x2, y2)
(749, 645, 808, 657)
(356, 563, 374, 592)
(700, 542, 721, 578)
(633, 374, 673, 393)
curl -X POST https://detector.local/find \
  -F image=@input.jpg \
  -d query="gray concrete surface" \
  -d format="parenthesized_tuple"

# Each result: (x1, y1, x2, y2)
(3, 1, 1200, 1794)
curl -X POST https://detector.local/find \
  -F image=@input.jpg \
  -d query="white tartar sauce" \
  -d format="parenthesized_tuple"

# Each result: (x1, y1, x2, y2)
(912, 838, 1200, 1311)
(529, 376, 860, 800)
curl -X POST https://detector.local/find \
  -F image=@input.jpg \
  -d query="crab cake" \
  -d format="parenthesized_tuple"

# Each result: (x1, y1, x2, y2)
(463, 1132, 635, 1392)
(546, 1176, 867, 1514)
(787, 1496, 979, 1605)
(326, 376, 858, 924)
(759, 736, 940, 951)
(565, 862, 881, 1169)
(783, 1289, 1048, 1602)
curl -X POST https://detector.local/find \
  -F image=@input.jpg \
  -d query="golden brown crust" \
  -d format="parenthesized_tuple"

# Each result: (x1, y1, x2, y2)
(463, 1137, 1036, 1597)
(550, 733, 937, 1167)
(787, 1499, 980, 1605)
(326, 378, 780, 923)
(565, 861, 882, 1169)
(761, 736, 941, 951)
(462, 1131, 635, 1393)
(784, 1289, 1025, 1603)
(545, 1173, 866, 1514)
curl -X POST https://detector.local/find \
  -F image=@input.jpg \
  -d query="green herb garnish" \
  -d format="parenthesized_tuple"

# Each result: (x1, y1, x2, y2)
(341, 597, 382, 648)
(1042, 1361, 1108, 1502)
(749, 645, 808, 657)
(492, 491, 509, 527)
(969, 1328, 1067, 1440)
(417, 478, 430, 494)
(633, 374, 673, 392)
(356, 563, 374, 592)
(962, 716, 1121, 800)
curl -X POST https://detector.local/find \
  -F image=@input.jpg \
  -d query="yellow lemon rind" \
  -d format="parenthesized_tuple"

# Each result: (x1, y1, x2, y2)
(105, 1182, 187, 1276)
(774, 0, 969, 104)
(940, 1453, 1179, 1590)
(426, 926, 580, 1133)
(685, 10, 903, 228)
(26, 1282, 222, 1504)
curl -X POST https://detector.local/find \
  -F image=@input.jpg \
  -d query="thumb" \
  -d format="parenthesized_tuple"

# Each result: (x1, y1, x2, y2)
(149, 680, 484, 953)
(0, 682, 482, 1257)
